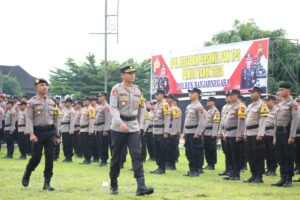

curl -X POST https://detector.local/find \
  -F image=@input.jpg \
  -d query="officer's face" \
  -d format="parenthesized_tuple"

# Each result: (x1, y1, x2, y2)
(189, 92, 199, 101)
(155, 93, 164, 101)
(230, 94, 238, 102)
(99, 96, 105, 103)
(279, 88, 290, 98)
(225, 95, 231, 103)
(122, 72, 135, 83)
(91, 100, 97, 106)
(250, 91, 260, 101)
(20, 105, 27, 111)
(166, 97, 173, 105)
(6, 103, 13, 109)
(35, 83, 48, 95)
(207, 100, 214, 107)
(266, 100, 274, 108)
(65, 102, 72, 108)
(83, 100, 90, 107)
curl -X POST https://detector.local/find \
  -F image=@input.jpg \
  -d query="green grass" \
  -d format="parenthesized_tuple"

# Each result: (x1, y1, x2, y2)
(0, 147, 300, 200)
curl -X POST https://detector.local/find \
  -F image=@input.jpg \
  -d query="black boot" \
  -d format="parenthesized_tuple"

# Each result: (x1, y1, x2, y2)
(110, 178, 118, 195)
(243, 174, 256, 183)
(22, 170, 31, 187)
(136, 177, 154, 196)
(251, 174, 263, 183)
(43, 179, 55, 191)
(271, 175, 286, 187)
(283, 176, 293, 187)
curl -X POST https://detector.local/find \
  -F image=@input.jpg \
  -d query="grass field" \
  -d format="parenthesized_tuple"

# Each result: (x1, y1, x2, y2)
(0, 146, 300, 200)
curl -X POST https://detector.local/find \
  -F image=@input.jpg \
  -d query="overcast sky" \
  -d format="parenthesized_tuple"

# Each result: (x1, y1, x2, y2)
(0, 0, 299, 80)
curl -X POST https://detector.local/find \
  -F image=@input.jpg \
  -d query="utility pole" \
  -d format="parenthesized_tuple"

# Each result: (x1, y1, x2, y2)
(90, 0, 120, 92)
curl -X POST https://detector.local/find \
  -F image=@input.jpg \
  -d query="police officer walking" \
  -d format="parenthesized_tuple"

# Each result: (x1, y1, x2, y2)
(60, 98, 76, 162)
(271, 83, 299, 187)
(22, 78, 61, 191)
(243, 87, 268, 184)
(203, 97, 220, 170)
(183, 88, 207, 177)
(150, 89, 171, 174)
(109, 65, 154, 196)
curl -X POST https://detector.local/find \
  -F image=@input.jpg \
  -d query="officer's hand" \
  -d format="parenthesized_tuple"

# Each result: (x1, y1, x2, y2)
(164, 133, 169, 139)
(236, 137, 243, 143)
(193, 134, 200, 139)
(256, 136, 263, 142)
(288, 137, 295, 145)
(103, 131, 109, 136)
(120, 122, 128, 132)
(273, 138, 276, 145)
(55, 138, 61, 145)
(30, 133, 38, 143)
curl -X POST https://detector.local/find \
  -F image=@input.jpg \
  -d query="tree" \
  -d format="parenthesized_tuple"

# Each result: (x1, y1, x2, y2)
(205, 19, 300, 94)
(49, 54, 152, 100)
(1, 75, 22, 96)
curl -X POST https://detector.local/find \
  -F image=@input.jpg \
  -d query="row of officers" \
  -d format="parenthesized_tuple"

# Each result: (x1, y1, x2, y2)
(1, 71, 300, 195)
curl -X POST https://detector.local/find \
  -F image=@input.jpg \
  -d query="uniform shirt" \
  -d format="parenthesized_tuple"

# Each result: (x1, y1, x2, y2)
(204, 106, 220, 137)
(218, 103, 232, 136)
(245, 99, 268, 137)
(13, 103, 20, 122)
(274, 97, 299, 139)
(265, 106, 277, 136)
(18, 110, 27, 133)
(169, 105, 182, 135)
(60, 107, 76, 134)
(224, 101, 246, 138)
(110, 83, 145, 133)
(4, 108, 16, 133)
(183, 101, 207, 136)
(0, 106, 4, 129)
(153, 100, 171, 135)
(74, 109, 82, 132)
(94, 102, 112, 132)
(24, 96, 59, 135)
(80, 106, 95, 134)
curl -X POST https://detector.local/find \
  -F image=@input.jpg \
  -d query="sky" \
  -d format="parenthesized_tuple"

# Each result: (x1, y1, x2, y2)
(0, 0, 299, 80)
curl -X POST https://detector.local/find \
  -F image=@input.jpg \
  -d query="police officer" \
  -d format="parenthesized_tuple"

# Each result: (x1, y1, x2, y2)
(271, 82, 299, 187)
(141, 101, 151, 162)
(53, 100, 62, 161)
(91, 96, 100, 162)
(264, 95, 278, 176)
(79, 96, 96, 164)
(95, 92, 112, 166)
(150, 89, 171, 174)
(204, 97, 220, 170)
(60, 98, 76, 162)
(74, 101, 83, 158)
(109, 65, 154, 196)
(243, 87, 268, 184)
(183, 88, 207, 177)
(241, 53, 256, 89)
(223, 90, 246, 180)
(3, 100, 17, 159)
(17, 101, 29, 160)
(157, 65, 170, 94)
(218, 91, 232, 176)
(21, 78, 61, 191)
(146, 101, 156, 161)
(166, 94, 182, 170)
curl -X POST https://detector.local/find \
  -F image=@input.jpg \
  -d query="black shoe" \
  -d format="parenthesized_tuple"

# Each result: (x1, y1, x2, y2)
(183, 171, 192, 176)
(43, 180, 55, 191)
(271, 176, 286, 187)
(267, 171, 276, 177)
(250, 177, 263, 183)
(168, 165, 176, 170)
(79, 160, 91, 165)
(204, 165, 215, 170)
(293, 178, 300, 182)
(218, 170, 229, 176)
(223, 175, 232, 180)
(110, 179, 118, 195)
(282, 180, 293, 187)
(229, 176, 240, 180)
(98, 161, 107, 167)
(198, 168, 204, 174)
(63, 158, 72, 163)
(2, 155, 13, 159)
(136, 177, 154, 196)
(150, 168, 165, 175)
(92, 158, 99, 163)
(18, 155, 26, 160)
(243, 175, 256, 183)
(22, 170, 31, 187)
(294, 168, 300, 174)
(188, 171, 199, 177)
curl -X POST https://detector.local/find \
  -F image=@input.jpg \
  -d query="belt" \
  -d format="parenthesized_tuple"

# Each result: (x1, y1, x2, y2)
(34, 125, 54, 132)
(265, 126, 275, 130)
(297, 130, 300, 134)
(80, 125, 89, 128)
(5, 124, 12, 127)
(226, 126, 237, 131)
(246, 124, 259, 130)
(95, 122, 105, 126)
(185, 125, 198, 129)
(205, 126, 213, 130)
(75, 125, 80, 128)
(17, 124, 25, 127)
(148, 125, 153, 128)
(169, 124, 172, 128)
(277, 125, 290, 133)
(153, 124, 164, 128)
(120, 115, 137, 121)
(61, 122, 70, 125)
